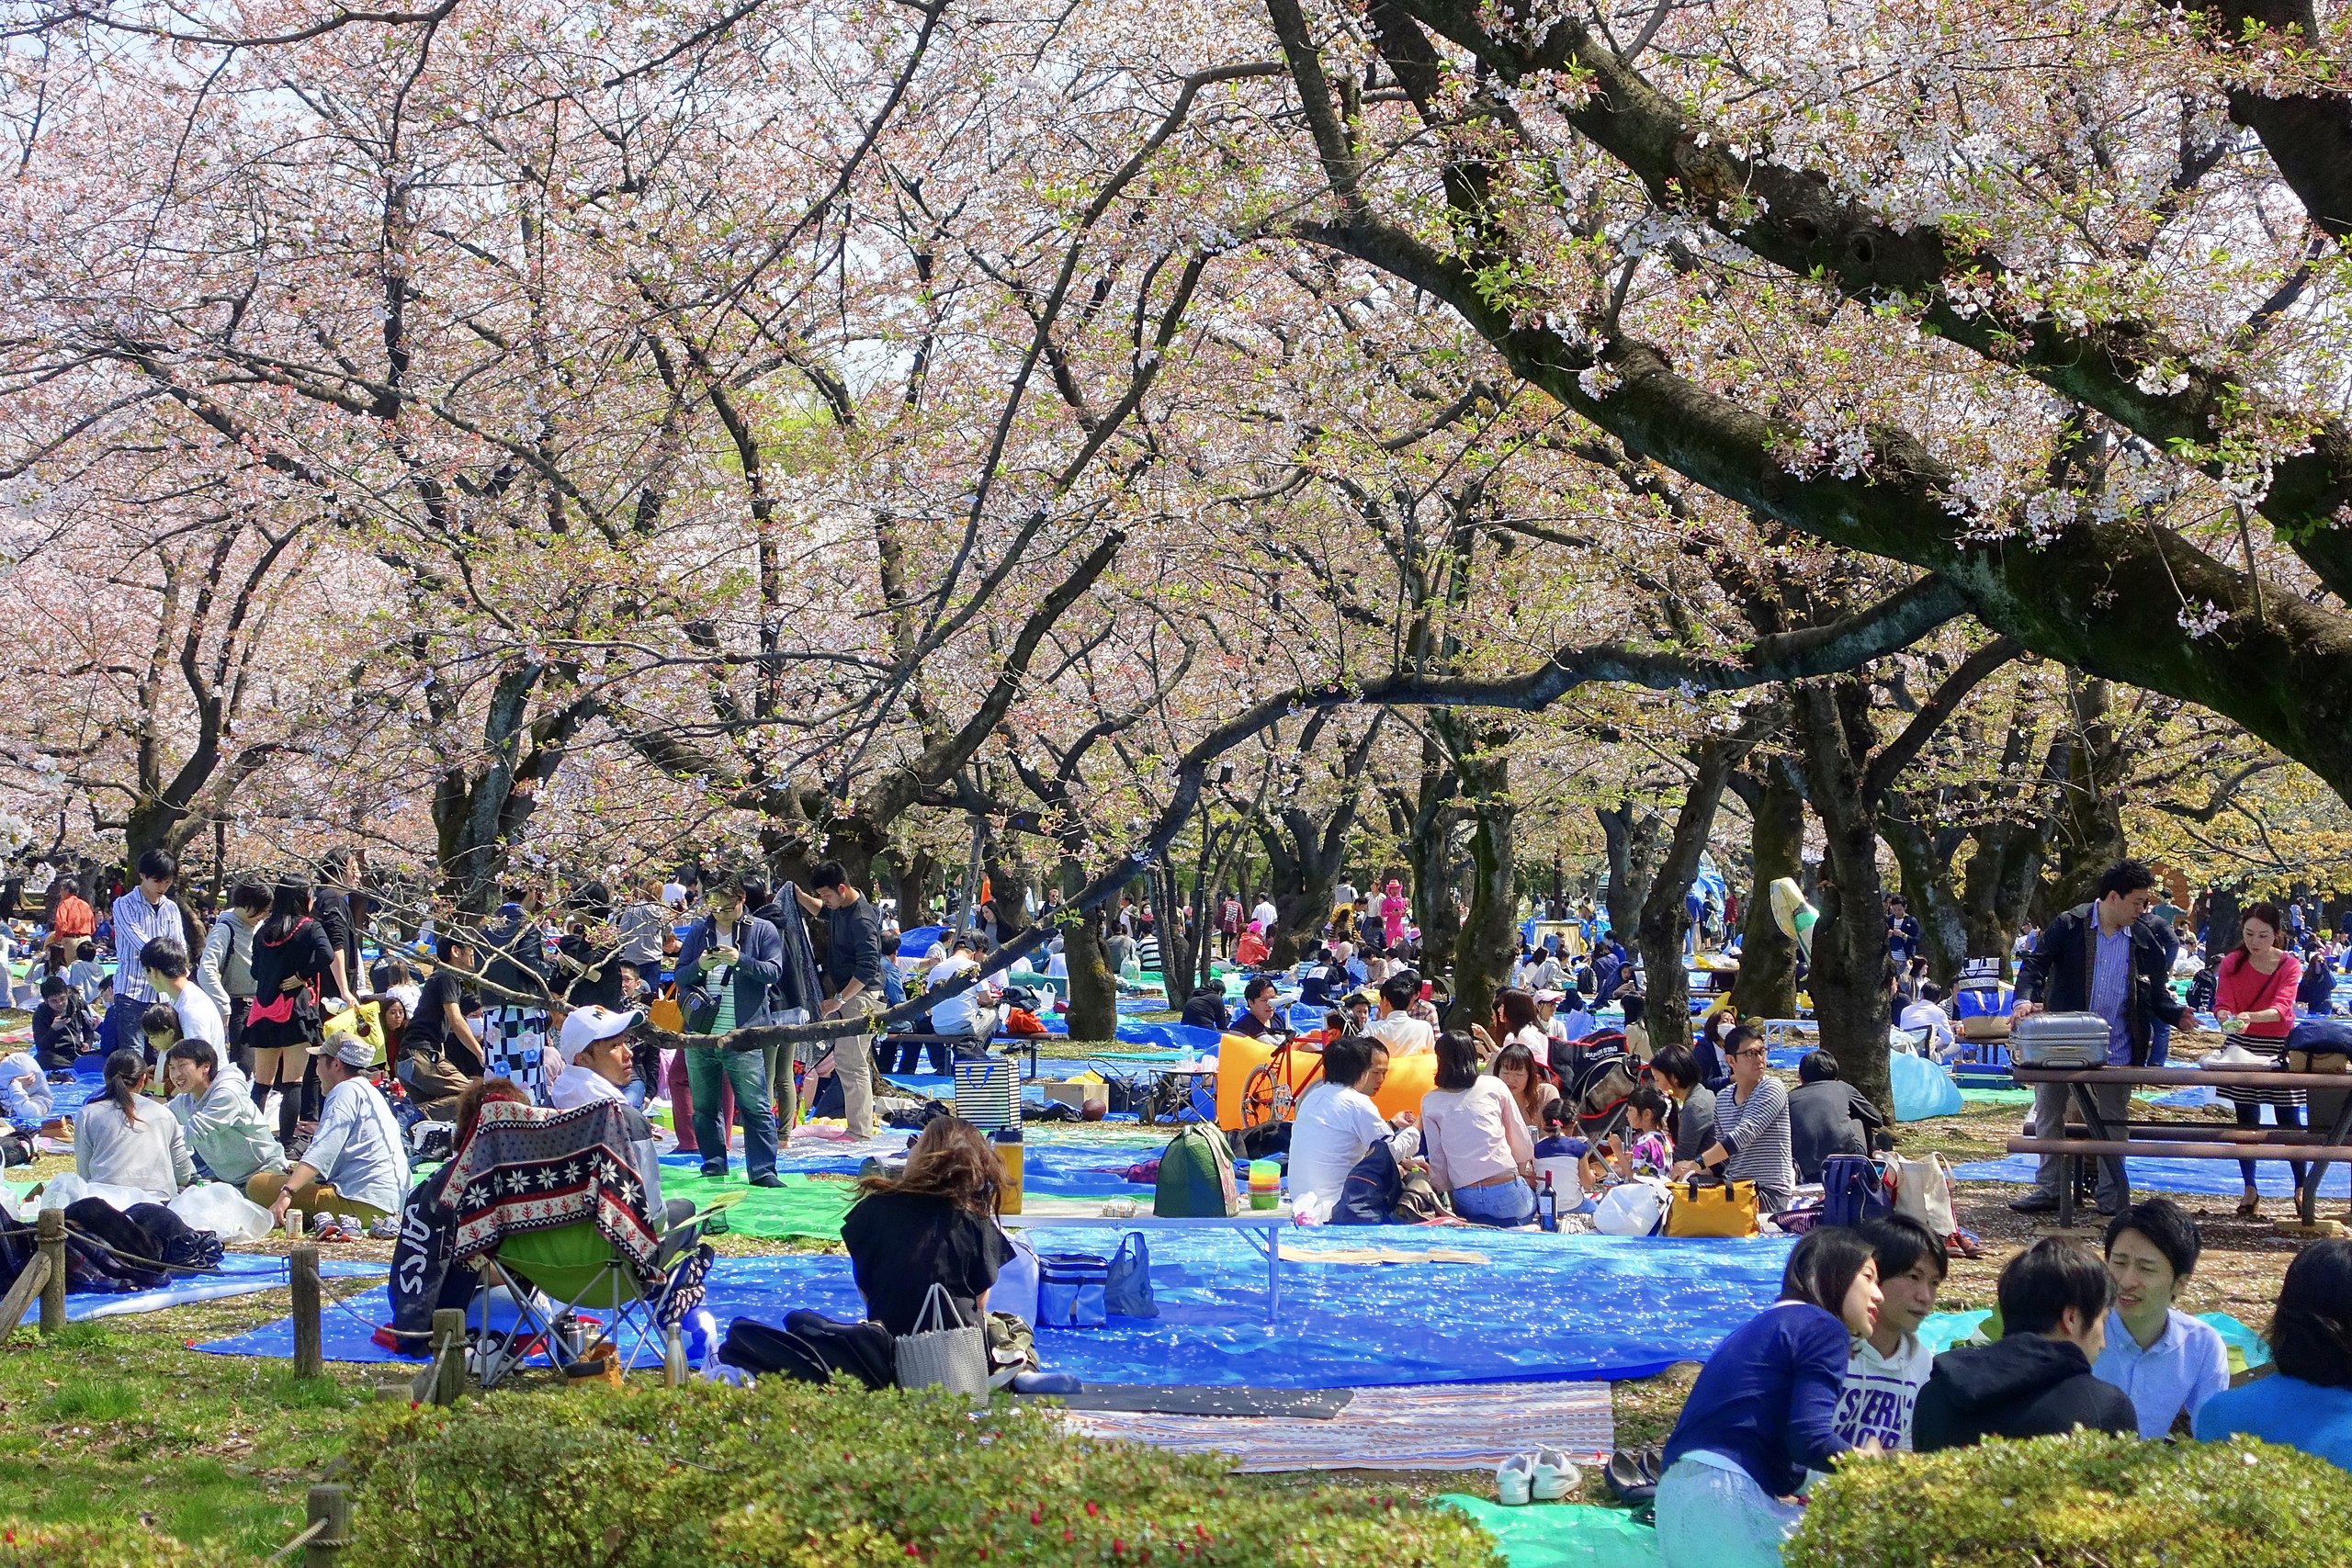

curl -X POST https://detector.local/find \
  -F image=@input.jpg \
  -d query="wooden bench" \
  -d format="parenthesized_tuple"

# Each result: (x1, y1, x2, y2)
(2008, 1063, 2352, 1226)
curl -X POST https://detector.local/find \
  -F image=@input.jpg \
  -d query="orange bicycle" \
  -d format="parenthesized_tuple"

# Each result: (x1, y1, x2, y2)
(1238, 1032, 1330, 1128)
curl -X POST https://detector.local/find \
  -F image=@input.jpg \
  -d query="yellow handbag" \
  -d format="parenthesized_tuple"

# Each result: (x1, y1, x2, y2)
(1665, 1175, 1760, 1238)
(322, 999, 387, 1066)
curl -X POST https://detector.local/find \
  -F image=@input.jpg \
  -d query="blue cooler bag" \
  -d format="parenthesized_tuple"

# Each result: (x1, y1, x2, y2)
(1035, 1251, 1110, 1328)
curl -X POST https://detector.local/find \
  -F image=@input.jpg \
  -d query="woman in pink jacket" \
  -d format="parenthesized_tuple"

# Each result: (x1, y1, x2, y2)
(1378, 880, 1408, 951)
(2212, 902, 2305, 1216)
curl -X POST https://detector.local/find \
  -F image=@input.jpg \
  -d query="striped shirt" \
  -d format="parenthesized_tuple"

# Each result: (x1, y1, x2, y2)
(109, 890, 185, 1006)
(1715, 1073, 1797, 1204)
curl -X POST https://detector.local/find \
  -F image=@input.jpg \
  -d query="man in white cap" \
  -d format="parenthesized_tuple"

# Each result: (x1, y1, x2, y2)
(549, 1005, 643, 1111)
(250, 1032, 411, 1231)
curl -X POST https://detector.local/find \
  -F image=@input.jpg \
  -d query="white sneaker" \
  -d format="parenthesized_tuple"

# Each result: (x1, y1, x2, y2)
(1531, 1448, 1577, 1502)
(1495, 1453, 1534, 1506)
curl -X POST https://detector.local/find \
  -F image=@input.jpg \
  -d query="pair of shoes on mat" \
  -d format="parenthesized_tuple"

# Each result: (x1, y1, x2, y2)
(1602, 1446, 1663, 1504)
(1495, 1450, 1577, 1505)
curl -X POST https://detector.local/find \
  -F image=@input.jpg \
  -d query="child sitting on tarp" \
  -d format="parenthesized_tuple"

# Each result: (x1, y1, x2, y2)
(2, 1045, 53, 1134)
(32, 975, 95, 1071)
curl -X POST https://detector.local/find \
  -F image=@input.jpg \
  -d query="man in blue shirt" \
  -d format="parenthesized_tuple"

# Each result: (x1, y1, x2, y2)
(2010, 861, 2199, 1216)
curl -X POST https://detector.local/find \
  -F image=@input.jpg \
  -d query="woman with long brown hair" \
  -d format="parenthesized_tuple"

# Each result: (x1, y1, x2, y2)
(840, 1116, 1012, 1335)
(2212, 901, 2307, 1217)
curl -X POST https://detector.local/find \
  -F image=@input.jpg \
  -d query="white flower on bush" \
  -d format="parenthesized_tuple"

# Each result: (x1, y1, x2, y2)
(2177, 600, 2230, 639)
(1577, 364, 1620, 400)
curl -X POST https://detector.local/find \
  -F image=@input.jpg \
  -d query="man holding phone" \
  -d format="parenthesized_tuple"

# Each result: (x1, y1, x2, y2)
(675, 880, 784, 1186)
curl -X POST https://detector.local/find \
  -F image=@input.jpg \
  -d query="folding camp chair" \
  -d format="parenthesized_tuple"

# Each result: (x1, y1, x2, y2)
(469, 1190, 745, 1389)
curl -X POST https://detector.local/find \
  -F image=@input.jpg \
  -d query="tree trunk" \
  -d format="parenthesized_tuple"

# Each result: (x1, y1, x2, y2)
(1060, 856, 1118, 1041)
(1149, 858, 1200, 1012)
(1598, 801, 1668, 945)
(1451, 733, 1517, 1028)
(1960, 819, 2052, 978)
(1393, 739, 1461, 984)
(892, 847, 937, 928)
(2038, 677, 2129, 915)
(1635, 738, 1747, 1052)
(1795, 683, 1894, 1120)
(1729, 761, 1804, 1020)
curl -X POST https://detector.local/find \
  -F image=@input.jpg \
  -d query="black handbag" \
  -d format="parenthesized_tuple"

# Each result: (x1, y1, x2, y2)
(719, 1312, 894, 1390)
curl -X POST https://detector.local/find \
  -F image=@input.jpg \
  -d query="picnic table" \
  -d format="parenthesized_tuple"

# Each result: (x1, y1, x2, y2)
(2008, 1064, 2352, 1228)
(999, 1207, 1294, 1322)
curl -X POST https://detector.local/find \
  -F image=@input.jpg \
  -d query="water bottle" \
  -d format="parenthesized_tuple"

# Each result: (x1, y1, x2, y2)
(993, 1125, 1024, 1215)
(1538, 1172, 1559, 1233)
(664, 1324, 688, 1388)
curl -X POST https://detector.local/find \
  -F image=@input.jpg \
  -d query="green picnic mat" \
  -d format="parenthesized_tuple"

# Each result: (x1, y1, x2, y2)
(1959, 1086, 2039, 1105)
(1434, 1497, 1662, 1568)
(662, 1170, 854, 1241)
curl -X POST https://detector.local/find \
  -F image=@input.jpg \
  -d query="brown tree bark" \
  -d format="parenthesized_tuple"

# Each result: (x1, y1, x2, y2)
(1728, 760, 1804, 1020)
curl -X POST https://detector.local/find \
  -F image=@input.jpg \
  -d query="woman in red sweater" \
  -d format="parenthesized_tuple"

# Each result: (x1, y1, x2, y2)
(2213, 903, 2305, 1216)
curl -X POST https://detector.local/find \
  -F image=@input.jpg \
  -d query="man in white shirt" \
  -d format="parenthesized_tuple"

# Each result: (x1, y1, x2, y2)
(1250, 897, 1277, 935)
(549, 1005, 643, 1110)
(1362, 973, 1436, 1056)
(140, 937, 227, 1050)
(1287, 1036, 1419, 1221)
(252, 1033, 411, 1228)
(1898, 981, 1958, 1058)
(107, 850, 184, 1059)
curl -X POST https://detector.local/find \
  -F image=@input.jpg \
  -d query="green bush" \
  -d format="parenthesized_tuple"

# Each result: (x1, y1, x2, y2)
(341, 1381, 1501, 1568)
(0, 1519, 220, 1568)
(1789, 1429, 2352, 1568)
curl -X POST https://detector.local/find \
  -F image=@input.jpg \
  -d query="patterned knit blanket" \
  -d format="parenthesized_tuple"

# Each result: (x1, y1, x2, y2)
(446, 1100, 660, 1277)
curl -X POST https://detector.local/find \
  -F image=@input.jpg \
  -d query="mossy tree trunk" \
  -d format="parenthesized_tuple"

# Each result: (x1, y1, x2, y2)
(1728, 759, 1804, 1020)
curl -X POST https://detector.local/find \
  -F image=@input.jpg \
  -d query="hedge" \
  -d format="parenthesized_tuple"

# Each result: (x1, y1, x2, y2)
(339, 1380, 1503, 1568)
(1789, 1429, 2352, 1568)
(0, 1521, 220, 1568)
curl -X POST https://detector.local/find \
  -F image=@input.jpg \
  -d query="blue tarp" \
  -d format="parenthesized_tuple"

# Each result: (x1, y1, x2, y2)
(1952, 1153, 2351, 1198)
(1890, 1049, 1965, 1121)
(665, 1133, 1172, 1197)
(898, 925, 947, 959)
(194, 1228, 1794, 1384)
(70, 1254, 386, 1321)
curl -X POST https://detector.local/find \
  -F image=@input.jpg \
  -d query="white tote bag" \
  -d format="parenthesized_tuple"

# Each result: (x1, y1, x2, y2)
(1892, 1153, 1956, 1237)
(895, 1283, 990, 1408)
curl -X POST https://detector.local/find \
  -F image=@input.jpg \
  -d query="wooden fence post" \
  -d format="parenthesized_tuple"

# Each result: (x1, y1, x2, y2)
(36, 1210, 65, 1337)
(290, 1246, 323, 1378)
(430, 1308, 467, 1406)
(0, 1252, 50, 1338)
(302, 1483, 349, 1568)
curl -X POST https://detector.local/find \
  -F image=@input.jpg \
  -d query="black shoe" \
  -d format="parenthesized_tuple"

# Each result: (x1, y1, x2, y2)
(750, 1173, 783, 1188)
(701, 1163, 729, 1180)
(2008, 1193, 2061, 1214)
(2096, 1203, 2122, 1218)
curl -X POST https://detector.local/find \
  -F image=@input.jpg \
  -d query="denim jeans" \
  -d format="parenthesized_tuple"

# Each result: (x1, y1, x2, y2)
(685, 1044, 777, 1179)
(1451, 1176, 1536, 1226)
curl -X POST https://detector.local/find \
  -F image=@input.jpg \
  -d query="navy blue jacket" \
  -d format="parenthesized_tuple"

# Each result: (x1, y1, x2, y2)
(675, 914, 786, 1031)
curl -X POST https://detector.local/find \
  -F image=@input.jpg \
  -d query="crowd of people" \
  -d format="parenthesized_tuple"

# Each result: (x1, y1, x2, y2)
(1656, 1204, 2352, 1566)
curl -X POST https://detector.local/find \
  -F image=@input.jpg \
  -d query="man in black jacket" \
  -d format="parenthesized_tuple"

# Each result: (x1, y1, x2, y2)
(1787, 1049, 1886, 1183)
(2009, 860, 2199, 1216)
(1913, 1237, 2138, 1451)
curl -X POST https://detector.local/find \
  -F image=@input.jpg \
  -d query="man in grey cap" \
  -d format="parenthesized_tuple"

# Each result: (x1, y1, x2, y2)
(249, 1032, 411, 1230)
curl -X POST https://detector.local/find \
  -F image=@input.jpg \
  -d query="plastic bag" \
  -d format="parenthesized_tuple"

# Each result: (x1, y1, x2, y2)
(168, 1180, 276, 1241)
(1593, 1177, 1671, 1236)
(36, 1172, 153, 1213)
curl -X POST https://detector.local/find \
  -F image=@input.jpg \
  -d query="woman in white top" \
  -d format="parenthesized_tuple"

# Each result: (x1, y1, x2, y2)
(75, 1049, 194, 1202)
(1287, 1036, 1418, 1221)
(1420, 1030, 1537, 1225)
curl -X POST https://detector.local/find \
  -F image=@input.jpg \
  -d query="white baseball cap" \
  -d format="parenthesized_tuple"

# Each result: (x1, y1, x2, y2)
(559, 1005, 642, 1063)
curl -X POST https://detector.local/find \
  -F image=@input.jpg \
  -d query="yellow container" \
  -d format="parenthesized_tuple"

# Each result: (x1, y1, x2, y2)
(993, 1129, 1024, 1215)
